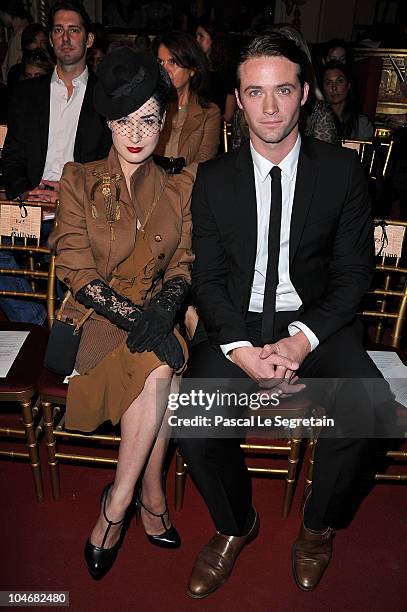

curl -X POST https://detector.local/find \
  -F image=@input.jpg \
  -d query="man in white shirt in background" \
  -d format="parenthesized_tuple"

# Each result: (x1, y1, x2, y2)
(1, 1, 111, 324)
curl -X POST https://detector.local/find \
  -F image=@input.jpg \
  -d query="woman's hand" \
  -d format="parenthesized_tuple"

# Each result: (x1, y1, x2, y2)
(126, 303, 173, 352)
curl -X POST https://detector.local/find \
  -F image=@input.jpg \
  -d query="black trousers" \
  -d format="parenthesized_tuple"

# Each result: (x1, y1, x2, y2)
(177, 312, 389, 535)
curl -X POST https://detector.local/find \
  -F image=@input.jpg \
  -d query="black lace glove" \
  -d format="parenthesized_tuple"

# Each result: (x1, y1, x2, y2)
(127, 277, 189, 353)
(76, 279, 142, 331)
(148, 332, 184, 370)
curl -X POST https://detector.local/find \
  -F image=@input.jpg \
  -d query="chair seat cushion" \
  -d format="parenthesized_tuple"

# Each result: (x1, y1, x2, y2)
(38, 367, 68, 401)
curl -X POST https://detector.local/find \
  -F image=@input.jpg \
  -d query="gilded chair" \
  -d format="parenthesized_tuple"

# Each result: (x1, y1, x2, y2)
(0, 199, 55, 500)
(304, 222, 407, 494)
(175, 396, 317, 518)
(222, 120, 232, 154)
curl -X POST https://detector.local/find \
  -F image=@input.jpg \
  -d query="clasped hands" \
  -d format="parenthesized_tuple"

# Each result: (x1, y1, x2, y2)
(23, 180, 60, 205)
(230, 332, 311, 398)
(126, 303, 184, 370)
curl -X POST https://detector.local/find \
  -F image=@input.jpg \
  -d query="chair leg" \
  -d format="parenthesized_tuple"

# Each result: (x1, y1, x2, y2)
(20, 399, 44, 502)
(282, 434, 302, 518)
(302, 438, 317, 506)
(42, 400, 60, 501)
(175, 448, 187, 511)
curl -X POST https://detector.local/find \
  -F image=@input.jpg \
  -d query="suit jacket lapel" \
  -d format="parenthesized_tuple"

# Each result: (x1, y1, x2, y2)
(289, 136, 318, 266)
(235, 142, 257, 274)
(74, 71, 95, 161)
(38, 76, 51, 171)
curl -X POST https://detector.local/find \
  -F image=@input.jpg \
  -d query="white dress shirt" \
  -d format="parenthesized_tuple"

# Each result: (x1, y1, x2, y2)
(221, 134, 319, 357)
(42, 66, 89, 181)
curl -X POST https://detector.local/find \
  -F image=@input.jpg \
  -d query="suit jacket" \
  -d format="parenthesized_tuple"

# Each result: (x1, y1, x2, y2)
(2, 70, 112, 199)
(191, 136, 374, 346)
(49, 147, 194, 321)
(155, 96, 221, 165)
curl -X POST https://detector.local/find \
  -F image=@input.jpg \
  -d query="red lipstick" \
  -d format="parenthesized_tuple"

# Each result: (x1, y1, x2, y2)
(127, 147, 143, 153)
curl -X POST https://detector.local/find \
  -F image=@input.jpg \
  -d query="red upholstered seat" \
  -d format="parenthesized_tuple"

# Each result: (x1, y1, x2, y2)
(38, 368, 68, 401)
(0, 323, 48, 398)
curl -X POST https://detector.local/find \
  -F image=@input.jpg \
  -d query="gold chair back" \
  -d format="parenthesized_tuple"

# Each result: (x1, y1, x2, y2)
(342, 138, 394, 180)
(360, 219, 407, 348)
(0, 199, 56, 328)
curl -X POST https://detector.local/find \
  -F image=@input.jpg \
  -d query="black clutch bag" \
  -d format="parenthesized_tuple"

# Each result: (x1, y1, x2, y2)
(43, 292, 93, 376)
(153, 155, 186, 174)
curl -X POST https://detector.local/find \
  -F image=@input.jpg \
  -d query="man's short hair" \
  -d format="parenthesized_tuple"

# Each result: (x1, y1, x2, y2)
(49, 1, 92, 36)
(237, 32, 311, 91)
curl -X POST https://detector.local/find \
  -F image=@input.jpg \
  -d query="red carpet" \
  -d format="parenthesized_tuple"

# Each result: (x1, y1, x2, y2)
(1, 442, 406, 612)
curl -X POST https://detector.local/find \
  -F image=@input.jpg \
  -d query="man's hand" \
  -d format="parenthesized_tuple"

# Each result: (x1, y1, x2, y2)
(230, 345, 299, 388)
(260, 332, 311, 381)
(26, 180, 60, 203)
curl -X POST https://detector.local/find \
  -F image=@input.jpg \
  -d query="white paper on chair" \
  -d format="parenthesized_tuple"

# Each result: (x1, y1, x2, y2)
(367, 350, 407, 406)
(0, 331, 30, 377)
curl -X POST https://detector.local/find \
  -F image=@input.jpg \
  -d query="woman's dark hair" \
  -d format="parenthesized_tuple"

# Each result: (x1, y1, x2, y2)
(22, 48, 54, 75)
(21, 23, 48, 51)
(321, 60, 360, 138)
(195, 18, 236, 76)
(0, 0, 32, 21)
(237, 32, 312, 91)
(323, 38, 353, 66)
(48, 1, 92, 36)
(153, 64, 172, 116)
(154, 31, 210, 107)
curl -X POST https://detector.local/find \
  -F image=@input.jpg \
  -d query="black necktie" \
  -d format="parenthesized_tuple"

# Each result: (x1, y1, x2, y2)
(261, 165, 282, 344)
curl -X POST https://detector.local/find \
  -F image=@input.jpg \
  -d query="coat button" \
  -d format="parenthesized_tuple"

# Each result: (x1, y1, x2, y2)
(154, 234, 162, 242)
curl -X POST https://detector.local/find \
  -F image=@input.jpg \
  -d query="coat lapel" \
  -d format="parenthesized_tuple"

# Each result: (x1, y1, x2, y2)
(178, 97, 203, 156)
(235, 142, 257, 274)
(289, 137, 318, 266)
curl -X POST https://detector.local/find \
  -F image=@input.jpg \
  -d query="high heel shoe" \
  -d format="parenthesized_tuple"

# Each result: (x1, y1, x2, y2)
(136, 493, 181, 549)
(84, 483, 128, 580)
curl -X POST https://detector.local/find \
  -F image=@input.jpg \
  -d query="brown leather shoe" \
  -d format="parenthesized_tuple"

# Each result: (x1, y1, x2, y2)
(187, 510, 259, 599)
(292, 522, 334, 591)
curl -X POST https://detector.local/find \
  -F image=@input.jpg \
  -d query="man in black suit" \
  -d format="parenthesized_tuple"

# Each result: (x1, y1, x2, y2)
(1, 1, 111, 324)
(178, 33, 387, 598)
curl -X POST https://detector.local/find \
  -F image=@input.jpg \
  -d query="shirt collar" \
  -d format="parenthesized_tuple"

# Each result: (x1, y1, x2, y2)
(52, 65, 89, 88)
(250, 133, 301, 182)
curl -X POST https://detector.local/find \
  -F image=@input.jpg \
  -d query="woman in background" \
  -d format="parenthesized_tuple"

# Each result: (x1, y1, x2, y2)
(195, 18, 236, 122)
(322, 60, 374, 140)
(21, 49, 53, 79)
(7, 22, 52, 87)
(154, 31, 221, 171)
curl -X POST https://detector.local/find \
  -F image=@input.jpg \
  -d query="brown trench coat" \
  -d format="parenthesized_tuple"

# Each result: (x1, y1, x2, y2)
(48, 148, 195, 432)
(155, 95, 221, 165)
(50, 146, 195, 320)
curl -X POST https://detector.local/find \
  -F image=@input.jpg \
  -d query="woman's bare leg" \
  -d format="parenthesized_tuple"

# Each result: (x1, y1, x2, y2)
(89, 364, 172, 548)
(139, 375, 181, 534)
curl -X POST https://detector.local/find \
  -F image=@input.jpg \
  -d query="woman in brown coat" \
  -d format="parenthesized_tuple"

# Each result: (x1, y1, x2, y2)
(50, 49, 194, 580)
(154, 31, 221, 170)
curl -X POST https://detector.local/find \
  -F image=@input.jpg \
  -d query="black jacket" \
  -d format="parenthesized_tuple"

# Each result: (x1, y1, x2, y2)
(191, 136, 374, 346)
(2, 70, 111, 199)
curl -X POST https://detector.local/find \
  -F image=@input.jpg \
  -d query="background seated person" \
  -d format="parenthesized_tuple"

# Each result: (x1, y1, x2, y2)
(322, 60, 374, 140)
(21, 49, 54, 80)
(154, 31, 221, 173)
(195, 18, 237, 122)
